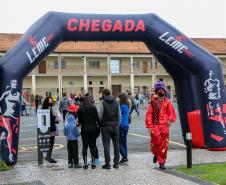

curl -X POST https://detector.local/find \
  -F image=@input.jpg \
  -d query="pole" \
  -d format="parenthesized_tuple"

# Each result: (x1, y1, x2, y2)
(186, 132, 192, 169)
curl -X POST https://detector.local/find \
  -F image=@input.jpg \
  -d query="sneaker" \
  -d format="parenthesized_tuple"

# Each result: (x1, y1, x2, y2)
(88, 158, 101, 165)
(74, 164, 82, 169)
(68, 163, 73, 168)
(91, 164, 96, 169)
(83, 164, 88, 169)
(113, 163, 119, 169)
(159, 163, 166, 170)
(153, 156, 157, 163)
(119, 158, 128, 164)
(48, 159, 57, 163)
(102, 163, 111, 169)
(95, 158, 100, 166)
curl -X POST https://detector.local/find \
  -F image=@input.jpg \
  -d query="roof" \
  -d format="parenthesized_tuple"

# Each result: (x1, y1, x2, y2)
(0, 33, 226, 55)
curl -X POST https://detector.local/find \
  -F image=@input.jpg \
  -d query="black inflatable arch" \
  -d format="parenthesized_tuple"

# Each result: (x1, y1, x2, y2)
(0, 12, 226, 165)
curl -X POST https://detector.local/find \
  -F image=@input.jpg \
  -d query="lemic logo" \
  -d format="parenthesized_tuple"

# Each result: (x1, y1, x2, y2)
(26, 34, 53, 64)
(159, 32, 193, 57)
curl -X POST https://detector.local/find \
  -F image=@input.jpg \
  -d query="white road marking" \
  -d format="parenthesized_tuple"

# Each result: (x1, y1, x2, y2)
(20, 136, 65, 141)
(128, 133, 186, 148)
(19, 133, 186, 148)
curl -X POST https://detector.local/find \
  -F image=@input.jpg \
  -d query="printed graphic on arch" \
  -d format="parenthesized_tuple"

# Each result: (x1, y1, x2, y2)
(159, 32, 193, 58)
(26, 34, 53, 64)
(67, 18, 145, 32)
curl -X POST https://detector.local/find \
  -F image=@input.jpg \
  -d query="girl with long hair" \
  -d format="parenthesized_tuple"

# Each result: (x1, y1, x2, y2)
(118, 93, 130, 164)
(78, 96, 100, 169)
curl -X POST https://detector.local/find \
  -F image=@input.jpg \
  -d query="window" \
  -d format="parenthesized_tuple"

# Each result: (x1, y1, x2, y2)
(133, 61, 139, 68)
(110, 59, 121, 74)
(89, 61, 100, 69)
(68, 81, 74, 86)
(100, 81, 104, 85)
(54, 60, 66, 69)
(89, 81, 92, 85)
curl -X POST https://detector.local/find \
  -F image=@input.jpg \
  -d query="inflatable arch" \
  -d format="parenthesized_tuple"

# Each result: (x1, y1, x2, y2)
(0, 12, 226, 165)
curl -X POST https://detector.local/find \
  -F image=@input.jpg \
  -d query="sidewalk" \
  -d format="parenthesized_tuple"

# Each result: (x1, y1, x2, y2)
(1, 149, 226, 185)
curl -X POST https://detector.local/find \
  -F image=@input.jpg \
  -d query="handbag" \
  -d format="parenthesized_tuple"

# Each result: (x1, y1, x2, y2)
(55, 112, 62, 122)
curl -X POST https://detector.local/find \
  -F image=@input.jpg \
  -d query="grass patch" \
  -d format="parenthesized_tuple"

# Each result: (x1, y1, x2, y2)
(0, 160, 11, 171)
(175, 163, 226, 185)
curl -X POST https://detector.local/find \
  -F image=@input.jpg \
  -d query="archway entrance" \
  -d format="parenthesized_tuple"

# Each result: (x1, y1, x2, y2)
(0, 12, 226, 165)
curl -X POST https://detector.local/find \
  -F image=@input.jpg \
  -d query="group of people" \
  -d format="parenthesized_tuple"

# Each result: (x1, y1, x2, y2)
(41, 80, 176, 170)
(43, 89, 130, 170)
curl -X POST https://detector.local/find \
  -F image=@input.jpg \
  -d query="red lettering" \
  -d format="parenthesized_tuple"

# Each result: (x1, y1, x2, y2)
(67, 18, 78, 31)
(67, 18, 145, 32)
(79, 19, 90, 31)
(91, 19, 101, 32)
(102, 19, 112, 32)
(135, 20, 145, 32)
(112, 20, 123, 32)
(124, 20, 135, 32)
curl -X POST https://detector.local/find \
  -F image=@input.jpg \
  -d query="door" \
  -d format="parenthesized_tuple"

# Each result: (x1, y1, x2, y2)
(38, 60, 46, 73)
(143, 61, 148, 73)
(112, 85, 121, 98)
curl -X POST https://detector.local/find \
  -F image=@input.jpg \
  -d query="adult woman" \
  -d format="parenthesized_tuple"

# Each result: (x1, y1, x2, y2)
(42, 96, 58, 163)
(118, 93, 130, 164)
(78, 96, 100, 169)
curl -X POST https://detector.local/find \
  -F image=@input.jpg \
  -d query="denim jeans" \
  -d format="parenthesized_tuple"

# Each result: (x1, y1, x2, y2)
(119, 126, 129, 159)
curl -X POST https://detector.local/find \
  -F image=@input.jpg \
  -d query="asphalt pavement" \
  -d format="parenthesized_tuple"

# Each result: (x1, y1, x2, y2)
(18, 102, 185, 163)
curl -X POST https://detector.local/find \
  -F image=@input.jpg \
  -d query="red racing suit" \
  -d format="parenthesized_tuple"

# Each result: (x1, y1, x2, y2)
(145, 96, 176, 164)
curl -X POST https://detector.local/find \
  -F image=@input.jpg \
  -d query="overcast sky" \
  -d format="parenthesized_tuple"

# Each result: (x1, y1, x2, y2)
(0, 0, 226, 38)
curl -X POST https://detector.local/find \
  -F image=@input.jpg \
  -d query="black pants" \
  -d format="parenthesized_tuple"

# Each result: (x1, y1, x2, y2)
(67, 140, 79, 165)
(63, 110, 68, 122)
(81, 127, 98, 159)
(50, 136, 55, 155)
(101, 125, 119, 164)
(129, 105, 139, 116)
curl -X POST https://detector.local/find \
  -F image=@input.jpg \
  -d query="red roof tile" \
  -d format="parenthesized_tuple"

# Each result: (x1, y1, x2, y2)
(0, 33, 225, 55)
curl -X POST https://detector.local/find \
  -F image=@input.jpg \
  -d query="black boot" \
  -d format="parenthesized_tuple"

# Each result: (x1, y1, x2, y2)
(83, 156, 88, 169)
(102, 163, 111, 169)
(153, 155, 157, 163)
(159, 163, 166, 170)
(91, 156, 96, 169)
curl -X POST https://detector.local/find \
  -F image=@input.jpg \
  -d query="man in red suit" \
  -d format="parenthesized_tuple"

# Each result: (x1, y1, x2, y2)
(145, 81, 176, 170)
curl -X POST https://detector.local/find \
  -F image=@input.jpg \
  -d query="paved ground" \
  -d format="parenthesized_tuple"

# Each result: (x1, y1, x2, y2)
(2, 102, 226, 185)
(1, 149, 226, 185)
(18, 102, 184, 162)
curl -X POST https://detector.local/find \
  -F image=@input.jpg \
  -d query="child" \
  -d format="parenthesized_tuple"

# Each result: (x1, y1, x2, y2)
(63, 104, 81, 168)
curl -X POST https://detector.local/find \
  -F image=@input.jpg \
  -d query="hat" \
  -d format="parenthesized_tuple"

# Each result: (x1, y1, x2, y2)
(67, 104, 78, 113)
(52, 96, 57, 102)
(154, 81, 167, 93)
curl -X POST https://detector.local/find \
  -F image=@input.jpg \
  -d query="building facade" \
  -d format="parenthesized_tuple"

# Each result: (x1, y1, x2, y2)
(1, 34, 226, 101)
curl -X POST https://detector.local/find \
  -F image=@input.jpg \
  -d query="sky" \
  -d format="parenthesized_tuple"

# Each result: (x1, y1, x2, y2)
(0, 0, 226, 38)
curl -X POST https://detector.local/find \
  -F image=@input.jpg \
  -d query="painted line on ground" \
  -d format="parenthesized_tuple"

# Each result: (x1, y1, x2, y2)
(20, 132, 186, 148)
(128, 132, 186, 148)
(20, 136, 65, 141)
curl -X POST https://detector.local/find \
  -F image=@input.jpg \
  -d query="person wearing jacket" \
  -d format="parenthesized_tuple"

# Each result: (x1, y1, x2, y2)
(118, 93, 130, 164)
(59, 92, 70, 122)
(145, 81, 176, 170)
(42, 96, 58, 163)
(99, 89, 121, 169)
(78, 96, 100, 169)
(63, 104, 81, 168)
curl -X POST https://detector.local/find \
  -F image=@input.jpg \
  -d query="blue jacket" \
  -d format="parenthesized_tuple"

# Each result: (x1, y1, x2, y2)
(63, 114, 80, 140)
(120, 104, 129, 127)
